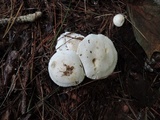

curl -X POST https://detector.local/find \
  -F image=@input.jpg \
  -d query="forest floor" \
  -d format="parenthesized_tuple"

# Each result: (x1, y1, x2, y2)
(0, 0, 160, 120)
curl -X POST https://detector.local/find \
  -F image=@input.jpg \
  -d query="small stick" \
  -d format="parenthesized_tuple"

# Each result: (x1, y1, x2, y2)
(0, 11, 42, 25)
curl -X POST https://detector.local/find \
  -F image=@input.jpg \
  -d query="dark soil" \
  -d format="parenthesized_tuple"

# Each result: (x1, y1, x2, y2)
(0, 0, 160, 120)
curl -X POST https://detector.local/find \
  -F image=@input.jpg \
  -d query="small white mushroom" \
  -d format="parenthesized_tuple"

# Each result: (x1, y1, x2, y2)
(56, 32, 84, 52)
(113, 14, 125, 27)
(48, 50, 85, 87)
(77, 34, 117, 80)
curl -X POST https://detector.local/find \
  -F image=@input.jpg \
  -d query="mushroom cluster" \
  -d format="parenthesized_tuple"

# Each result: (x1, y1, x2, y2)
(48, 32, 118, 87)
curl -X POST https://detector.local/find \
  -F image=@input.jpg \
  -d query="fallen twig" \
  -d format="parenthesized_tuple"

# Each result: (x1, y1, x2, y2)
(0, 11, 42, 25)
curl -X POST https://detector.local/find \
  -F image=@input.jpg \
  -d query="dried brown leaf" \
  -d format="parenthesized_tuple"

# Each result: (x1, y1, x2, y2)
(1, 109, 10, 120)
(128, 0, 160, 59)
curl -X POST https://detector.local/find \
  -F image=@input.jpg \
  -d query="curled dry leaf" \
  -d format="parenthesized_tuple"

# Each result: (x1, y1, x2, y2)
(128, 0, 160, 59)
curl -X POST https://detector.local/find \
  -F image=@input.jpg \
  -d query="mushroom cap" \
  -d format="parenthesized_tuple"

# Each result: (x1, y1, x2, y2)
(113, 14, 125, 27)
(48, 50, 85, 87)
(77, 34, 117, 80)
(56, 32, 84, 52)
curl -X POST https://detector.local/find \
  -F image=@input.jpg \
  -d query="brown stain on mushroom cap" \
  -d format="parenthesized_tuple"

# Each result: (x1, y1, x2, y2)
(105, 48, 108, 53)
(51, 61, 56, 68)
(92, 58, 96, 64)
(62, 64, 74, 76)
(92, 58, 97, 70)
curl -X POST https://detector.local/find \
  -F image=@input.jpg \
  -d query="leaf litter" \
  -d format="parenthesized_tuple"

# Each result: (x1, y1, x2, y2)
(0, 0, 160, 119)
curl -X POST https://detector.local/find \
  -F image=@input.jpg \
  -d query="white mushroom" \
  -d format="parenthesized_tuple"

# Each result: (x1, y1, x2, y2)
(113, 14, 125, 27)
(77, 34, 117, 80)
(56, 32, 84, 52)
(48, 50, 85, 87)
